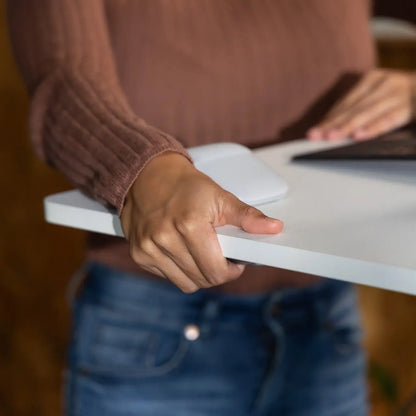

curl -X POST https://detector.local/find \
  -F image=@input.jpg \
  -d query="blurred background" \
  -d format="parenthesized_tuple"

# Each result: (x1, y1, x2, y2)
(1, 1, 416, 415)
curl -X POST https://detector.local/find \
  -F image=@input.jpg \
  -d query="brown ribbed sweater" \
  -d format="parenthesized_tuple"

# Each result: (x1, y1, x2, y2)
(8, 0, 375, 292)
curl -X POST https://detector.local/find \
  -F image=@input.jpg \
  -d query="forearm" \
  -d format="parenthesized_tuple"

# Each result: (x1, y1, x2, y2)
(7, 0, 189, 214)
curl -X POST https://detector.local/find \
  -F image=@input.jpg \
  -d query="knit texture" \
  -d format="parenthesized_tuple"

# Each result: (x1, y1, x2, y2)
(8, 0, 375, 291)
(8, 0, 190, 214)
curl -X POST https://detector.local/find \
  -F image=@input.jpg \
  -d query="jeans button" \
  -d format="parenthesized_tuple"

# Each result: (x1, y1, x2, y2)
(183, 324, 200, 341)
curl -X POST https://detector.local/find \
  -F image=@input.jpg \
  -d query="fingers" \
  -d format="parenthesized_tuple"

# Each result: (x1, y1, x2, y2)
(318, 95, 404, 141)
(308, 72, 384, 140)
(176, 220, 245, 287)
(153, 225, 229, 289)
(317, 84, 392, 136)
(307, 70, 415, 141)
(314, 97, 411, 142)
(130, 236, 201, 293)
(325, 71, 385, 118)
(351, 105, 412, 141)
(122, 160, 283, 294)
(221, 194, 284, 234)
(130, 219, 245, 293)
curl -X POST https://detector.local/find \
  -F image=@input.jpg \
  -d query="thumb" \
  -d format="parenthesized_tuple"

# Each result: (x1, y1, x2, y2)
(224, 198, 283, 235)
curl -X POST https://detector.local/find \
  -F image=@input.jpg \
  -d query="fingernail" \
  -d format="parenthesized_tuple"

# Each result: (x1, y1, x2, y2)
(328, 129, 341, 141)
(308, 128, 322, 140)
(236, 263, 245, 271)
(266, 218, 284, 230)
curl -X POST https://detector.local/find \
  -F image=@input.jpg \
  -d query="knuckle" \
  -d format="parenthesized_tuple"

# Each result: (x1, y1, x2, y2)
(204, 273, 222, 286)
(176, 216, 200, 235)
(187, 271, 213, 288)
(153, 228, 172, 247)
(243, 205, 261, 218)
(139, 238, 157, 256)
(206, 269, 228, 286)
(129, 246, 147, 265)
(200, 280, 214, 289)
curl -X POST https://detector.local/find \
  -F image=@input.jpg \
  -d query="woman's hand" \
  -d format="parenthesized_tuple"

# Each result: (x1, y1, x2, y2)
(120, 153, 283, 293)
(307, 69, 416, 141)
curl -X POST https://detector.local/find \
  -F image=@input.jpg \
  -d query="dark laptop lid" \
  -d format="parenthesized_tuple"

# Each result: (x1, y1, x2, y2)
(293, 125, 416, 161)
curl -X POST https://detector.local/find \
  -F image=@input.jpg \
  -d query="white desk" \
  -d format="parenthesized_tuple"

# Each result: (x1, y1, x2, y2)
(44, 139, 416, 295)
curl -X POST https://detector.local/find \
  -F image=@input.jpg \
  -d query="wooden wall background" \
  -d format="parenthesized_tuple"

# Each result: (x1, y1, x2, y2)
(1, 1, 416, 415)
(0, 3, 84, 414)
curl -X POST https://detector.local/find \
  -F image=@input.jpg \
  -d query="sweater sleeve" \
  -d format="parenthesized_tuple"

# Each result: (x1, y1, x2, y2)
(7, 0, 190, 215)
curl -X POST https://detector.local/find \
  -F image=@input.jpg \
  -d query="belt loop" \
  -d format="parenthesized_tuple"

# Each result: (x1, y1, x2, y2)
(264, 285, 298, 321)
(198, 298, 221, 338)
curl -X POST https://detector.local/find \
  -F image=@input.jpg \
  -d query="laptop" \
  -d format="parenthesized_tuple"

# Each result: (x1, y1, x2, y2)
(292, 125, 416, 161)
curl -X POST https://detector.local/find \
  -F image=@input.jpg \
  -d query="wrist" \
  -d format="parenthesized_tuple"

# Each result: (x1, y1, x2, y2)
(139, 152, 194, 186)
(143, 151, 193, 174)
(125, 152, 195, 206)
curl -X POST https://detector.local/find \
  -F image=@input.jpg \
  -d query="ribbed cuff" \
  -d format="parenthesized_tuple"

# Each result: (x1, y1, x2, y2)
(29, 70, 192, 215)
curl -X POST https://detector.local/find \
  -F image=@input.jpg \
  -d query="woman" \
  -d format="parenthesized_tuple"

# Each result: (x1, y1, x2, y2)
(8, 1, 416, 415)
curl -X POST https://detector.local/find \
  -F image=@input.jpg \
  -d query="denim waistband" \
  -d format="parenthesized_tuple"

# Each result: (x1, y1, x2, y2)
(80, 262, 353, 327)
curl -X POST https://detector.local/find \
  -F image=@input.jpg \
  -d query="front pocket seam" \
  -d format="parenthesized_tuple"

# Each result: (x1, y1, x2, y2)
(77, 336, 190, 379)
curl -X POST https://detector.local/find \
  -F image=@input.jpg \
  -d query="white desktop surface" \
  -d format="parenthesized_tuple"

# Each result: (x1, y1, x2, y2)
(44, 139, 416, 295)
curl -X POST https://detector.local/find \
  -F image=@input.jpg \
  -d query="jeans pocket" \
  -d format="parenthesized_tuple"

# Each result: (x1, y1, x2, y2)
(72, 302, 191, 379)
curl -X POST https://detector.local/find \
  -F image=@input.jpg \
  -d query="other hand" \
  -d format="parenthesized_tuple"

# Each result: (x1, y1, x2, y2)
(307, 69, 416, 141)
(120, 153, 283, 293)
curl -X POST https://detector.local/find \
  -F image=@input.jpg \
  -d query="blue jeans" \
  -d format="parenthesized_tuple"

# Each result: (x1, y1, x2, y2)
(66, 262, 368, 416)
